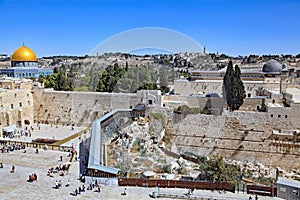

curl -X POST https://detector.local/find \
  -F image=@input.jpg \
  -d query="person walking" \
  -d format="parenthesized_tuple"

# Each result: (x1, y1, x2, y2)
(74, 188, 78, 196)
(66, 180, 70, 187)
(11, 165, 15, 173)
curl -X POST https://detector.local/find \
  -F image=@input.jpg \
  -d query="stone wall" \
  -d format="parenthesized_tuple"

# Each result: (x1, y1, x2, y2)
(33, 88, 142, 126)
(231, 98, 263, 112)
(33, 89, 162, 126)
(162, 95, 224, 115)
(0, 88, 34, 135)
(174, 79, 280, 98)
(168, 110, 300, 171)
(287, 103, 300, 129)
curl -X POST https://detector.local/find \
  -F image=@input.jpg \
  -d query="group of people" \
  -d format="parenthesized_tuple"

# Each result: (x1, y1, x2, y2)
(186, 188, 194, 196)
(86, 180, 100, 192)
(249, 194, 258, 200)
(28, 173, 38, 182)
(21, 126, 34, 137)
(71, 180, 103, 196)
(1, 143, 26, 153)
(47, 164, 68, 176)
(73, 184, 86, 196)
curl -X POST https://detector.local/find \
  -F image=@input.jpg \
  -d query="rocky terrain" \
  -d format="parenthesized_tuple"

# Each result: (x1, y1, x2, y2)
(104, 112, 300, 185)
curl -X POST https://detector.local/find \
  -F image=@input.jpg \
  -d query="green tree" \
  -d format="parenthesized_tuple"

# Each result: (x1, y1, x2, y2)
(53, 67, 59, 74)
(223, 61, 245, 111)
(202, 154, 241, 185)
(231, 65, 245, 111)
(44, 74, 57, 88)
(38, 75, 45, 85)
(96, 64, 126, 92)
(44, 69, 73, 91)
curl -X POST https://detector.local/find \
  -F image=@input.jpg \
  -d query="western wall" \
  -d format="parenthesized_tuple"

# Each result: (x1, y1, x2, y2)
(31, 84, 300, 171)
(32, 88, 142, 126)
(165, 104, 300, 171)
(32, 88, 161, 126)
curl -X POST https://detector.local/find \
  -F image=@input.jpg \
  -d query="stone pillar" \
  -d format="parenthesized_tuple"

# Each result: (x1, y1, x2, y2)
(280, 70, 289, 94)
(103, 144, 107, 166)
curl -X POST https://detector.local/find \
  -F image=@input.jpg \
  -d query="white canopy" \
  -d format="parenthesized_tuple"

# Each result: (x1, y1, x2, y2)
(2, 126, 17, 133)
(143, 171, 156, 177)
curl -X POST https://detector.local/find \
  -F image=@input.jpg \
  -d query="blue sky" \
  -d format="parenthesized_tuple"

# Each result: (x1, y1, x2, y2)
(0, 0, 299, 57)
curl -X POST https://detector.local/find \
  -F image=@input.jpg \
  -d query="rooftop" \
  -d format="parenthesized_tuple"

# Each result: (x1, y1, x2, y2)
(277, 177, 300, 188)
(286, 88, 300, 103)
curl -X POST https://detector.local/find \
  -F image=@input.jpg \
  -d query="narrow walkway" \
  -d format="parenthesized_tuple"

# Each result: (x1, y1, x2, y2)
(52, 127, 91, 146)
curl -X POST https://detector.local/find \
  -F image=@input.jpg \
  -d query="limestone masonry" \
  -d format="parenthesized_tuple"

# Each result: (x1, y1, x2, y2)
(1, 55, 300, 172)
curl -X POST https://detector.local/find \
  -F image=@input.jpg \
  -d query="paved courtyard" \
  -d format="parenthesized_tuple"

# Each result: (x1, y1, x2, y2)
(0, 147, 284, 199)
(0, 124, 88, 147)
(0, 125, 285, 200)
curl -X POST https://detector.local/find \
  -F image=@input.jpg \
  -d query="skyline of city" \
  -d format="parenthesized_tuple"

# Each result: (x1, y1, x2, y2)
(0, 0, 299, 57)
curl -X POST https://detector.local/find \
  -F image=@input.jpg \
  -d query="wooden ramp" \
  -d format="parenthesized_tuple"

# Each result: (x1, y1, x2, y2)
(52, 127, 91, 146)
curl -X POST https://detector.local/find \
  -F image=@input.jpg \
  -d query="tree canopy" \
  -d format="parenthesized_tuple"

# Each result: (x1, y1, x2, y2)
(44, 68, 73, 91)
(223, 61, 245, 111)
(96, 63, 170, 93)
(200, 154, 241, 185)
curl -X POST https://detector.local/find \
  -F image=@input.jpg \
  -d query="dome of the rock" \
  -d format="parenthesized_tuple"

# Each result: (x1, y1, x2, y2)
(11, 45, 37, 62)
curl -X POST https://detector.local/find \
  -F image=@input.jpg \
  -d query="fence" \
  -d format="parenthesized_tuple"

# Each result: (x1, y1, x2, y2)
(118, 178, 235, 192)
(0, 139, 71, 152)
(247, 184, 277, 197)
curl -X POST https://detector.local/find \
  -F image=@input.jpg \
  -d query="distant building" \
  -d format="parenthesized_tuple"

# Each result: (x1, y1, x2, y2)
(0, 77, 34, 137)
(277, 177, 300, 200)
(174, 59, 287, 97)
(0, 45, 52, 79)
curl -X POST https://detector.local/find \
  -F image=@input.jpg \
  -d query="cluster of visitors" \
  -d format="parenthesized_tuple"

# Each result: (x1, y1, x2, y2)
(249, 195, 258, 200)
(86, 180, 102, 192)
(73, 184, 86, 196)
(1, 143, 26, 153)
(22, 126, 34, 137)
(47, 164, 67, 177)
(28, 173, 38, 182)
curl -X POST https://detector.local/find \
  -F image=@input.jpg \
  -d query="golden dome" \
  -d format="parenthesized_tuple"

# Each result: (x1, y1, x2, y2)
(11, 45, 37, 62)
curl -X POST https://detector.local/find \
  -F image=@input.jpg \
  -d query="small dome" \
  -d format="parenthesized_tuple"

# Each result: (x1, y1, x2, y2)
(262, 60, 282, 73)
(11, 45, 37, 62)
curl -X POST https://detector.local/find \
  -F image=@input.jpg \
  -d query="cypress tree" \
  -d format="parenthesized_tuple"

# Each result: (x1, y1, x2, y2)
(223, 61, 245, 111)
(231, 65, 245, 111)
(223, 61, 234, 110)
